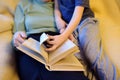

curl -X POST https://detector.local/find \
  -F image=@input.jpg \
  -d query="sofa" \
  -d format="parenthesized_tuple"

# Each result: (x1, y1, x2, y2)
(0, 0, 19, 80)
(0, 0, 120, 80)
(90, 0, 120, 70)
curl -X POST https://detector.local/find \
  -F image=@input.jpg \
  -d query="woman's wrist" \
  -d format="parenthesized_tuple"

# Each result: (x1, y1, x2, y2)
(58, 27, 65, 33)
(58, 27, 65, 30)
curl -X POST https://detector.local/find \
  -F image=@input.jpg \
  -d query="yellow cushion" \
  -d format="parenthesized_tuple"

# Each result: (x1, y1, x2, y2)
(0, 15, 13, 33)
(0, 2, 13, 33)
(0, 0, 20, 80)
(0, 0, 19, 33)
(0, 31, 19, 80)
(90, 0, 120, 76)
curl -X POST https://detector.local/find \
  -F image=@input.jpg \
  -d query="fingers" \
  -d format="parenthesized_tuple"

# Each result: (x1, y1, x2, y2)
(20, 32, 27, 38)
(14, 39, 21, 47)
(17, 34, 25, 43)
(46, 35, 54, 44)
(69, 34, 75, 42)
(47, 35, 54, 40)
(14, 35, 24, 47)
(45, 34, 66, 52)
(45, 45, 57, 52)
(13, 31, 27, 47)
(45, 35, 57, 51)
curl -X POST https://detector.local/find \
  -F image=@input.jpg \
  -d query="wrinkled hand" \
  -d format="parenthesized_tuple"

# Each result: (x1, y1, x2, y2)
(56, 18, 67, 30)
(13, 31, 27, 47)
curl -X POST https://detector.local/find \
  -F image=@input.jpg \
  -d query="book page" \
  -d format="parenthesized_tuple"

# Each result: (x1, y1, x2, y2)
(49, 54, 85, 71)
(17, 45, 46, 64)
(40, 33, 49, 45)
(48, 39, 80, 65)
(22, 38, 49, 63)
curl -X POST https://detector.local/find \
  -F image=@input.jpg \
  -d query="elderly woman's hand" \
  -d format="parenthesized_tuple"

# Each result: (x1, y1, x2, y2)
(13, 31, 27, 47)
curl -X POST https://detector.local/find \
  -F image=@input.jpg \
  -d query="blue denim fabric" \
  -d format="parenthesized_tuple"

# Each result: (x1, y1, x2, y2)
(74, 18, 117, 80)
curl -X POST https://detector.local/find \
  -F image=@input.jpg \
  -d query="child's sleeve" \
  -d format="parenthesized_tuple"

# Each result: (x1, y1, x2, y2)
(75, 0, 89, 8)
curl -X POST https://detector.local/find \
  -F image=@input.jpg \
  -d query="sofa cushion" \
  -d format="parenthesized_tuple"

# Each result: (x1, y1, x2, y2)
(0, 1, 14, 33)
(90, 0, 120, 78)
(0, 0, 20, 80)
(0, 31, 19, 80)
(0, 15, 13, 33)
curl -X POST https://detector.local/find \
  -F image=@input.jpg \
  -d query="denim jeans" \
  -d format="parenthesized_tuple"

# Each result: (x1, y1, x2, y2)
(74, 18, 117, 80)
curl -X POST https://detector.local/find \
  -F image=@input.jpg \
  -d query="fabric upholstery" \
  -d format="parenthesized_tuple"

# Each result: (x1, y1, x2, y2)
(90, 0, 120, 74)
(0, 0, 120, 80)
(0, 31, 19, 80)
(0, 15, 13, 33)
(0, 0, 19, 80)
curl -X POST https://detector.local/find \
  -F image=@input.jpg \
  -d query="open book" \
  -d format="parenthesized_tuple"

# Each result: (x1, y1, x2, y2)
(17, 33, 84, 71)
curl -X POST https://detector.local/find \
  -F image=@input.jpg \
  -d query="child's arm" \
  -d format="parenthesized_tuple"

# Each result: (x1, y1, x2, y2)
(46, 0, 84, 51)
(54, 0, 75, 41)
(62, 6, 84, 39)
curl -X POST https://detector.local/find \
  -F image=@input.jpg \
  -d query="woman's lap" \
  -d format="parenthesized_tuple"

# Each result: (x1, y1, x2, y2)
(15, 51, 88, 80)
(14, 32, 88, 80)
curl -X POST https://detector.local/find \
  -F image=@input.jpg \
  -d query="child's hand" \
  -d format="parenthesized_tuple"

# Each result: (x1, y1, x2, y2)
(59, 28, 75, 42)
(45, 34, 67, 52)
(68, 34, 75, 42)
